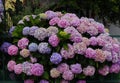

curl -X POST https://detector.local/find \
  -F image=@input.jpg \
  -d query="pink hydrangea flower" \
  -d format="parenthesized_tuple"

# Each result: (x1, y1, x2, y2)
(73, 42, 87, 55)
(24, 79, 34, 83)
(58, 19, 70, 28)
(83, 66, 95, 76)
(70, 32, 82, 43)
(82, 37, 90, 46)
(14, 64, 22, 74)
(77, 23, 88, 34)
(48, 34, 60, 47)
(49, 17, 60, 25)
(96, 22, 105, 33)
(95, 49, 106, 63)
(64, 26, 78, 34)
(61, 44, 75, 59)
(8, 45, 18, 56)
(112, 44, 120, 53)
(87, 26, 98, 36)
(62, 70, 74, 81)
(104, 51, 112, 61)
(85, 48, 96, 59)
(98, 65, 109, 76)
(7, 60, 16, 71)
(110, 63, 120, 73)
(31, 63, 44, 76)
(57, 63, 69, 73)
(17, 38, 29, 49)
(97, 37, 106, 46)
(89, 37, 97, 46)
(70, 17, 80, 27)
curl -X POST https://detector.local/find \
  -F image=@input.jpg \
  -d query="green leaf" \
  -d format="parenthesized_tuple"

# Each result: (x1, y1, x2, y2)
(57, 31, 70, 40)
(12, 25, 24, 38)
(63, 43, 68, 50)
(42, 72, 49, 80)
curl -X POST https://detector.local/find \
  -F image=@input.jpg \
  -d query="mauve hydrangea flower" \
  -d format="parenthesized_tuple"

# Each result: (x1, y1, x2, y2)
(20, 49, 30, 58)
(85, 48, 96, 59)
(31, 63, 44, 76)
(22, 27, 30, 35)
(70, 17, 80, 27)
(73, 42, 87, 55)
(87, 26, 98, 36)
(60, 80, 69, 83)
(58, 19, 70, 28)
(110, 63, 120, 73)
(8, 45, 18, 56)
(82, 37, 90, 46)
(64, 26, 78, 34)
(97, 37, 106, 46)
(102, 43, 113, 51)
(50, 53, 62, 64)
(50, 68, 60, 78)
(22, 61, 33, 75)
(7, 60, 16, 71)
(0, 42, 12, 53)
(112, 44, 120, 53)
(34, 28, 47, 41)
(62, 70, 74, 81)
(104, 51, 112, 61)
(49, 17, 60, 26)
(57, 63, 69, 73)
(47, 26, 58, 37)
(29, 26, 39, 36)
(24, 79, 34, 83)
(38, 42, 51, 54)
(77, 80, 86, 83)
(48, 34, 60, 47)
(60, 44, 75, 59)
(45, 10, 57, 19)
(28, 43, 38, 52)
(39, 80, 49, 83)
(70, 32, 82, 43)
(70, 63, 82, 74)
(112, 51, 119, 63)
(89, 37, 97, 46)
(83, 66, 95, 76)
(14, 64, 23, 74)
(17, 38, 29, 49)
(98, 65, 109, 76)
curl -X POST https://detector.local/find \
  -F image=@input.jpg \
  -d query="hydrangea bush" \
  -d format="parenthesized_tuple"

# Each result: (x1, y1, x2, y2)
(6, 11, 120, 83)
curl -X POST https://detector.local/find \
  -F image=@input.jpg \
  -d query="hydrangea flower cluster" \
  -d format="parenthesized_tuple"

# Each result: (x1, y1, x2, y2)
(6, 10, 120, 83)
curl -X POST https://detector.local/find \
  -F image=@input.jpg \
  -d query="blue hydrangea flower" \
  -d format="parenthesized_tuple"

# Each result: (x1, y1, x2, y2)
(22, 27, 30, 35)
(0, 42, 12, 53)
(28, 43, 38, 52)
(50, 53, 62, 64)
